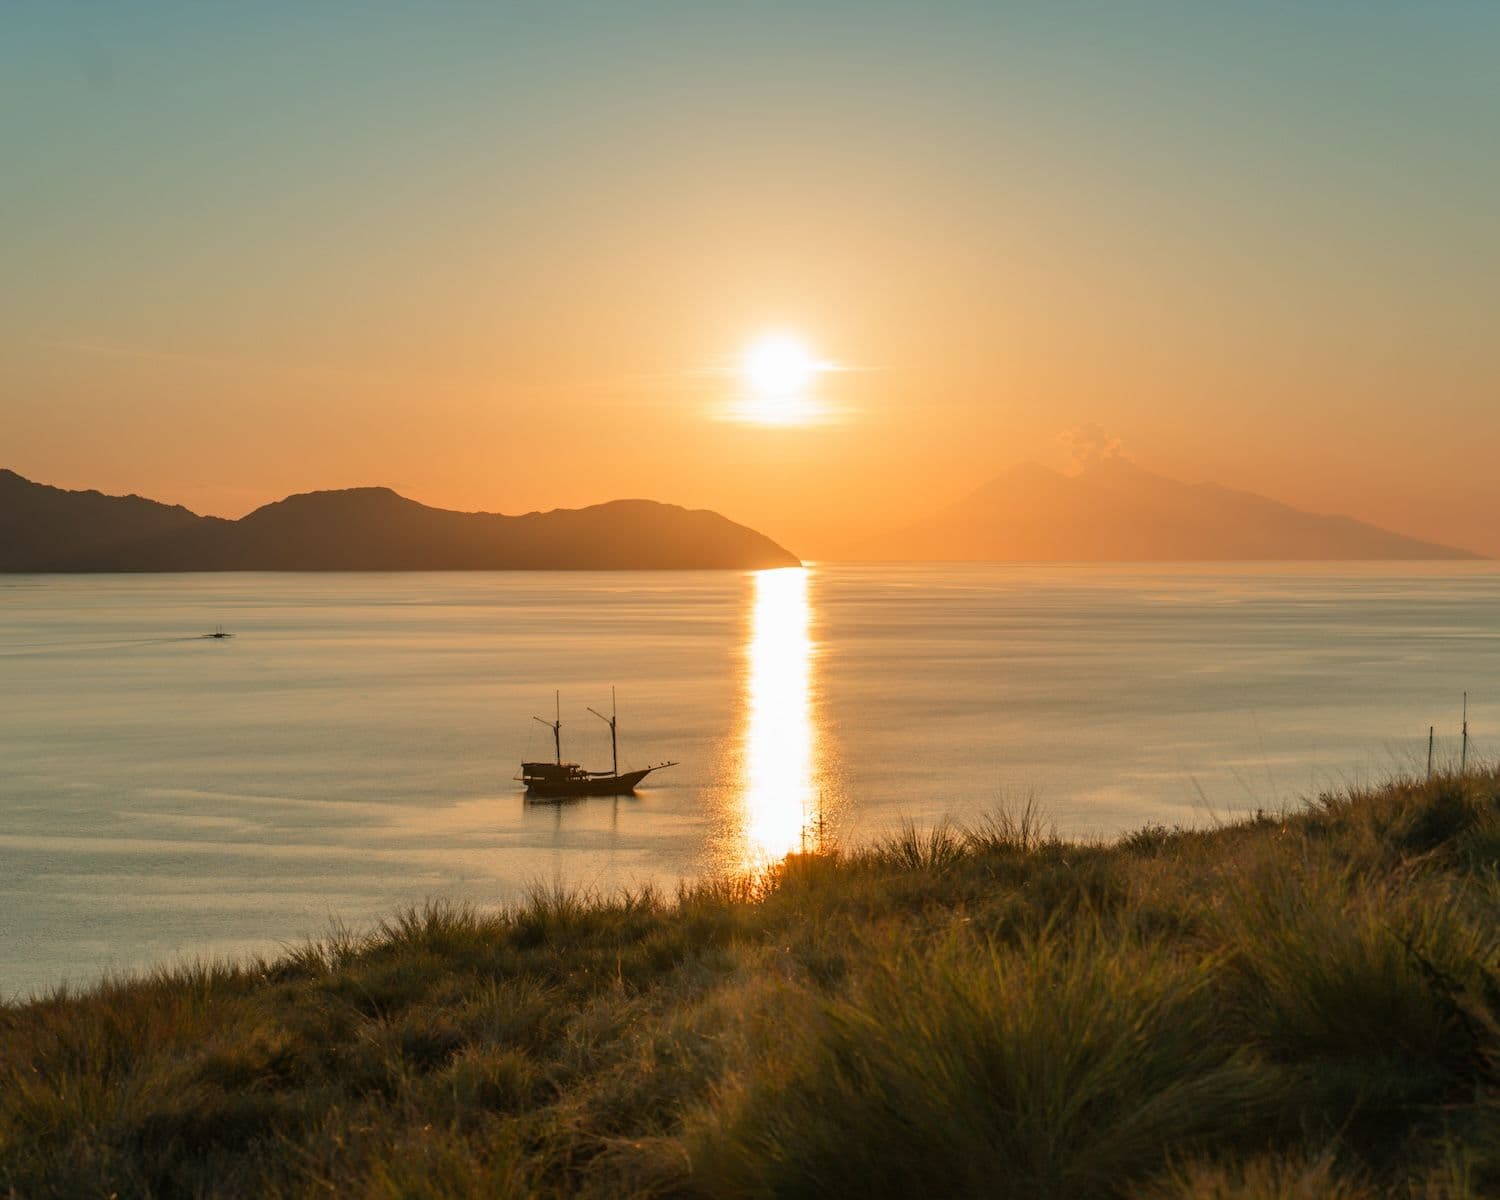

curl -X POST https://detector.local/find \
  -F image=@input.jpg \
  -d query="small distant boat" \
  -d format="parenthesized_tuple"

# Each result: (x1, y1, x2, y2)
(202, 626, 233, 640)
(518, 689, 676, 800)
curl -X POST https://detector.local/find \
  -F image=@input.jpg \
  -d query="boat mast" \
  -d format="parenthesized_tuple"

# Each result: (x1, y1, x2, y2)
(588, 686, 618, 776)
(533, 690, 561, 764)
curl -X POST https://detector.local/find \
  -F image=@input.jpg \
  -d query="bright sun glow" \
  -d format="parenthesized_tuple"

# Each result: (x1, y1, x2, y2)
(744, 333, 817, 397)
(731, 332, 830, 425)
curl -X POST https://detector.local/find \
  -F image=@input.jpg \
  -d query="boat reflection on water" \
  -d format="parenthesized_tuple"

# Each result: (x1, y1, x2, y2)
(719, 565, 826, 873)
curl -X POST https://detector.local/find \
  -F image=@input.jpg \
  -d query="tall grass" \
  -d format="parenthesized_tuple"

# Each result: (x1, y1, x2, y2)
(2, 771, 1497, 1198)
(688, 924, 1271, 1198)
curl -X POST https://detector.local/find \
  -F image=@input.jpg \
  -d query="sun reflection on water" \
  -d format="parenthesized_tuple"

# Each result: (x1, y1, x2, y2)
(732, 566, 819, 872)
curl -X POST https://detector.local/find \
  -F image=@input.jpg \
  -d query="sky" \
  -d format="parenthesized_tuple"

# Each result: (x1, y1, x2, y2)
(4, 1, 1499, 558)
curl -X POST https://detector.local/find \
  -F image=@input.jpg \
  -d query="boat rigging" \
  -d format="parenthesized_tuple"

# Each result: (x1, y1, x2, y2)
(518, 689, 677, 799)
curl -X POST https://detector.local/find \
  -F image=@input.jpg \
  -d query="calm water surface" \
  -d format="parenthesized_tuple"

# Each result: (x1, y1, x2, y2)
(2, 563, 1497, 997)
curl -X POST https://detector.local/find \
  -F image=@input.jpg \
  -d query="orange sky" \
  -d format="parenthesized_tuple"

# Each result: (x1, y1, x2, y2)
(4, 4, 1499, 559)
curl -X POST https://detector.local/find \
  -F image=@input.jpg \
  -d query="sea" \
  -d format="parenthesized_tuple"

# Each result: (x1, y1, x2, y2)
(2, 563, 1497, 999)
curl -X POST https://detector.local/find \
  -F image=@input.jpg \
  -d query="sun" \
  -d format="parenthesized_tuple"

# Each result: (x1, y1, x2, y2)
(745, 333, 817, 398)
(732, 332, 830, 425)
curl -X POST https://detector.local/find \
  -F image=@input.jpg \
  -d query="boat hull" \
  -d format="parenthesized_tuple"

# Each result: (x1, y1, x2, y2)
(524, 767, 655, 799)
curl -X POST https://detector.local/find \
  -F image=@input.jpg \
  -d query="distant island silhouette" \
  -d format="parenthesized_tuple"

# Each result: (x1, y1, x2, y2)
(0, 470, 800, 571)
(862, 458, 1480, 561)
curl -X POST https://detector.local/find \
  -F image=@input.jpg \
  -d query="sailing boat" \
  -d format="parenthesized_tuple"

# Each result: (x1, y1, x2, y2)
(517, 689, 677, 799)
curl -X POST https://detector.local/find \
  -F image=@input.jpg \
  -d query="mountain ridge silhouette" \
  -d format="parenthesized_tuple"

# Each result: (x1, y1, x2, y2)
(0, 470, 800, 571)
(860, 458, 1479, 561)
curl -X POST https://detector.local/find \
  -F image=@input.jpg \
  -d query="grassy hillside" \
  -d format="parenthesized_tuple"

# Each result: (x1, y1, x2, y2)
(3, 775, 1498, 1198)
